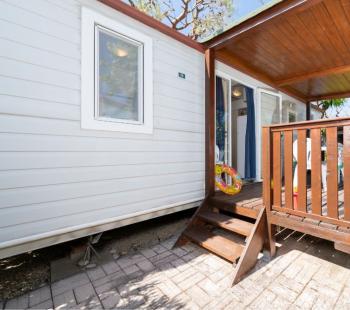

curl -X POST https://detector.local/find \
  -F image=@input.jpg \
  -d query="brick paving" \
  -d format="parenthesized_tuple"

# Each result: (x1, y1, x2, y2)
(3, 230, 350, 310)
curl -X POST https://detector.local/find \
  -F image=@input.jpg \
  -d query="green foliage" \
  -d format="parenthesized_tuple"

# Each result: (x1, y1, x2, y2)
(128, 0, 234, 41)
(319, 98, 346, 110)
(128, 0, 165, 20)
(317, 98, 346, 118)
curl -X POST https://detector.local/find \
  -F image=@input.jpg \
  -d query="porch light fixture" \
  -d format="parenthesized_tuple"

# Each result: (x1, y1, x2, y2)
(232, 86, 243, 98)
(113, 47, 128, 57)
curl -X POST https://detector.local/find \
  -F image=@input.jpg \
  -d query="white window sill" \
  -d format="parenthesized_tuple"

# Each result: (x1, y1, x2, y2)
(81, 118, 153, 134)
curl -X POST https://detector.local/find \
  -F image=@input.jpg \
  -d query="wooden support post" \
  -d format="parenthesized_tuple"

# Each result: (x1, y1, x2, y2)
(344, 126, 350, 221)
(306, 101, 311, 138)
(262, 127, 276, 257)
(205, 49, 215, 197)
(306, 102, 311, 121)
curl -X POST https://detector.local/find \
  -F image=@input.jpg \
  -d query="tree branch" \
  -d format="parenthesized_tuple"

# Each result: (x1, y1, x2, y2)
(172, 0, 190, 28)
(128, 0, 136, 7)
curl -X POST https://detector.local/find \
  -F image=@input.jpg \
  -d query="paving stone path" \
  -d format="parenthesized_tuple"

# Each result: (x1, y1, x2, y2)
(3, 231, 350, 309)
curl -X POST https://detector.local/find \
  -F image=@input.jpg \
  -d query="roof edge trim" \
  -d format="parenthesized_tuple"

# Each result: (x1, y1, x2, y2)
(205, 0, 310, 49)
(98, 0, 205, 53)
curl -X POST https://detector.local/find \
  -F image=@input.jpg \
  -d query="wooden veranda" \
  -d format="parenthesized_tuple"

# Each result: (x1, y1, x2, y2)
(177, 0, 350, 285)
(263, 117, 350, 255)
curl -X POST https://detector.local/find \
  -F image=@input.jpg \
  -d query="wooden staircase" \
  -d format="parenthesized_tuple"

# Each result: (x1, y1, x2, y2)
(175, 192, 267, 285)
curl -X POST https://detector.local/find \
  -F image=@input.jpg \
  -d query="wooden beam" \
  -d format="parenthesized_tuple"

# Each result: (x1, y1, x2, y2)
(205, 49, 215, 196)
(206, 0, 324, 50)
(276, 65, 350, 86)
(232, 207, 267, 285)
(308, 91, 350, 101)
(269, 117, 350, 132)
(335, 242, 350, 254)
(270, 212, 350, 244)
(216, 50, 308, 103)
(262, 127, 276, 257)
(98, 0, 204, 53)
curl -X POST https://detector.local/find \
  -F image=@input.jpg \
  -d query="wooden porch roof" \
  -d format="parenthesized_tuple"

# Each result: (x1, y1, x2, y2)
(206, 0, 350, 103)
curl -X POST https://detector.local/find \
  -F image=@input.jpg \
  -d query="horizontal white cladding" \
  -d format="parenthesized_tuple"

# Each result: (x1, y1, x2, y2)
(0, 0, 205, 251)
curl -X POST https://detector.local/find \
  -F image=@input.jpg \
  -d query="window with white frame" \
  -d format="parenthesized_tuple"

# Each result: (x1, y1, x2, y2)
(81, 7, 153, 133)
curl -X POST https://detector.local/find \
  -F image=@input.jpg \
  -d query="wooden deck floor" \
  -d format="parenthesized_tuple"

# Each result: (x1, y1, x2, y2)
(213, 182, 346, 218)
(204, 181, 350, 256)
(212, 182, 348, 233)
(212, 182, 263, 212)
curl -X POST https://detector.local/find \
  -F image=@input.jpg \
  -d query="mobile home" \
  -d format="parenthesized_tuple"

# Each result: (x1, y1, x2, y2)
(1, 0, 350, 270)
(0, 0, 207, 258)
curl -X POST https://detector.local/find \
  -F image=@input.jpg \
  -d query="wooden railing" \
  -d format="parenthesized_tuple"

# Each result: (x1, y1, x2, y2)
(263, 117, 350, 228)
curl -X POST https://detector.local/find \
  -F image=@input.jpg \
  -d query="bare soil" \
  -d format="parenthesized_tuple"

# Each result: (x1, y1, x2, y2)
(0, 244, 68, 301)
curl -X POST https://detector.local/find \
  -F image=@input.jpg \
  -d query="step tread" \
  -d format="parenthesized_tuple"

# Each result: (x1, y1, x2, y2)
(208, 199, 260, 219)
(335, 242, 350, 254)
(183, 226, 244, 262)
(198, 210, 254, 237)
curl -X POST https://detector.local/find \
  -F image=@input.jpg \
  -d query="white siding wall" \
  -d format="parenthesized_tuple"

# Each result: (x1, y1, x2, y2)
(0, 0, 205, 247)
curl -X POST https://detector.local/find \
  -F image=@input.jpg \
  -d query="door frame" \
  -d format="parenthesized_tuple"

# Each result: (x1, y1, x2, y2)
(215, 70, 233, 168)
(215, 70, 259, 180)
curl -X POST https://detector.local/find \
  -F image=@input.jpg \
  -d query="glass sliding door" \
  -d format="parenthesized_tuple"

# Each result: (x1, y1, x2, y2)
(256, 89, 282, 180)
(260, 90, 282, 126)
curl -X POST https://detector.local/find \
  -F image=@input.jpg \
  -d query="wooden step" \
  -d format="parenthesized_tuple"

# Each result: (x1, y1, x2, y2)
(335, 242, 350, 254)
(183, 226, 244, 262)
(198, 210, 254, 237)
(208, 200, 260, 219)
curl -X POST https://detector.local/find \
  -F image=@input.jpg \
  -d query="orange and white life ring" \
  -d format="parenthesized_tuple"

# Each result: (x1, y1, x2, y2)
(215, 164, 243, 195)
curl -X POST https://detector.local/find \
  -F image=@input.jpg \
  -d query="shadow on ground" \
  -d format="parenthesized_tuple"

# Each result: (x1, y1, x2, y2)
(2, 223, 350, 309)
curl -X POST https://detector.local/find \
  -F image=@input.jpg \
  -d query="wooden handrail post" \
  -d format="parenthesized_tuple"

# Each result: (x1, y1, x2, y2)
(262, 126, 276, 257)
(262, 127, 272, 210)
(205, 48, 215, 197)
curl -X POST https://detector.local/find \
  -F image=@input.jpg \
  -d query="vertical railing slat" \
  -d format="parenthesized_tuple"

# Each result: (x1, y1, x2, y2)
(311, 128, 322, 215)
(284, 131, 293, 209)
(344, 126, 350, 221)
(297, 129, 307, 212)
(262, 127, 272, 210)
(273, 132, 281, 207)
(269, 120, 350, 227)
(326, 127, 338, 218)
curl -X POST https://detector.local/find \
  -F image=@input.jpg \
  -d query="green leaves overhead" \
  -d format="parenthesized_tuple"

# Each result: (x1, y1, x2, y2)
(317, 99, 347, 118)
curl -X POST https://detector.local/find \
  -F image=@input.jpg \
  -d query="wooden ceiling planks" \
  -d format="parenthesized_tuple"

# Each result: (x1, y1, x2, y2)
(216, 48, 307, 103)
(288, 72, 350, 99)
(210, 0, 350, 102)
(276, 65, 350, 86)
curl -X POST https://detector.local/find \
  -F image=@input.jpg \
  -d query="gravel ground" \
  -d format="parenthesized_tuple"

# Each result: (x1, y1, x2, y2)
(0, 208, 195, 301)
(0, 245, 68, 301)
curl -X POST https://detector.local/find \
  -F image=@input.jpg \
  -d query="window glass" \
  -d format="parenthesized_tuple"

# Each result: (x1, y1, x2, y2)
(96, 26, 143, 123)
(288, 112, 296, 123)
(260, 92, 281, 126)
(216, 77, 230, 165)
(282, 100, 305, 123)
(295, 101, 306, 121)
